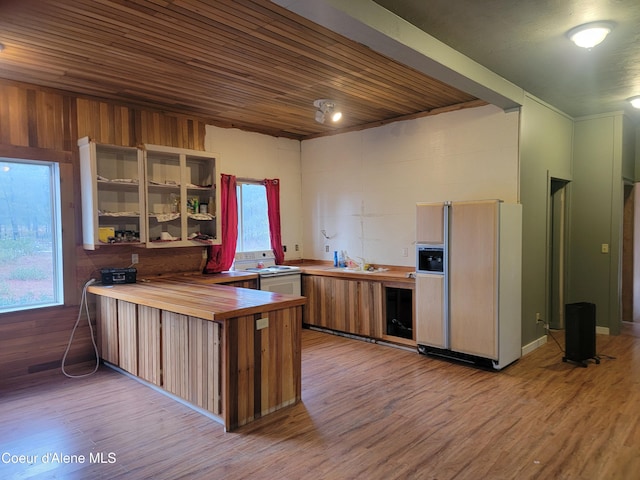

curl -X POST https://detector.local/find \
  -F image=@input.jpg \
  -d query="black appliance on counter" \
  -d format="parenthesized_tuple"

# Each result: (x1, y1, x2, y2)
(101, 267, 137, 285)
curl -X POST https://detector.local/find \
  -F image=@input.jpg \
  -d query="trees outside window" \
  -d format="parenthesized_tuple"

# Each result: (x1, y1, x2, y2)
(0, 158, 63, 312)
(236, 182, 270, 252)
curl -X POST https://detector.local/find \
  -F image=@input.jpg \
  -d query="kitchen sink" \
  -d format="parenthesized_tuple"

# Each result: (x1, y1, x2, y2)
(327, 267, 388, 274)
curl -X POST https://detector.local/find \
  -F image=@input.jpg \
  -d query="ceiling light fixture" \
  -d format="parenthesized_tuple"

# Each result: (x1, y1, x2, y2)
(567, 21, 614, 49)
(628, 96, 640, 109)
(313, 99, 342, 124)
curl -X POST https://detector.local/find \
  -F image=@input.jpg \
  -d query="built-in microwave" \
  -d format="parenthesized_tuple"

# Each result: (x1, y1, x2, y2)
(416, 244, 445, 274)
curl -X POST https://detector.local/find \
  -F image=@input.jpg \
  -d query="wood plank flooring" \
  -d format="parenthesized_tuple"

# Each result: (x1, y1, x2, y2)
(1, 324, 640, 480)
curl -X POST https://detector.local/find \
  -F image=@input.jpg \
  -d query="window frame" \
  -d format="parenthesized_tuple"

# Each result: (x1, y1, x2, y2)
(0, 157, 64, 313)
(235, 179, 271, 253)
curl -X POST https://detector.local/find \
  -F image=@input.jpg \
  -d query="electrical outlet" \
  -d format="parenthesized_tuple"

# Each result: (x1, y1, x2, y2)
(295, 244, 299, 251)
(131, 253, 139, 265)
(536, 312, 542, 324)
(402, 247, 408, 257)
(325, 245, 330, 253)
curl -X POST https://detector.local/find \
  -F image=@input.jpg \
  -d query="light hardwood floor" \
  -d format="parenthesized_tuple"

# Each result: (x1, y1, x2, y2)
(1, 324, 639, 480)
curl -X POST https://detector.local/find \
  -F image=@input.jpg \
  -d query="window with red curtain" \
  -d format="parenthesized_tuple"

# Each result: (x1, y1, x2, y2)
(264, 178, 284, 264)
(203, 173, 237, 273)
(204, 175, 283, 273)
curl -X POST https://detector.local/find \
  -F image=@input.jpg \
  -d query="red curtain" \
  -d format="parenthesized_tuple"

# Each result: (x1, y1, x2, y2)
(204, 174, 237, 273)
(264, 178, 285, 264)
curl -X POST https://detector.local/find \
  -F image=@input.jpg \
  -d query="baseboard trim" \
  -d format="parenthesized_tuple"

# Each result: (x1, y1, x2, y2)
(522, 335, 548, 356)
(521, 325, 610, 357)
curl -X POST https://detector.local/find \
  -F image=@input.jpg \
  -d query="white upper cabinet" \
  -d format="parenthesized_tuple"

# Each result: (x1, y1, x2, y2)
(143, 144, 220, 248)
(79, 137, 221, 250)
(79, 137, 146, 250)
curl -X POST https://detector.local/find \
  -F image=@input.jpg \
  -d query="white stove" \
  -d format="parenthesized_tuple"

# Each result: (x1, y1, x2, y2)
(245, 265, 301, 277)
(233, 251, 301, 295)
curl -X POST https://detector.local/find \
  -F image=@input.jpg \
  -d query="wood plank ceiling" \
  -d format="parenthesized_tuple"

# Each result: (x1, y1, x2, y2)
(0, 0, 481, 140)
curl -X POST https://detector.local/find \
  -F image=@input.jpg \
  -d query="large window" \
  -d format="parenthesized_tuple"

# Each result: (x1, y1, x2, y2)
(0, 158, 63, 313)
(236, 181, 270, 252)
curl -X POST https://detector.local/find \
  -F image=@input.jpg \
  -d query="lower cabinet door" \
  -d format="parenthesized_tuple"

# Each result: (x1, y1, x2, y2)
(302, 275, 382, 337)
(415, 274, 446, 348)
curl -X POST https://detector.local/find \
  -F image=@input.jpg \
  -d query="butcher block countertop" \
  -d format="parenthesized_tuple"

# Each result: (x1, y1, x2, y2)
(296, 262, 416, 285)
(139, 270, 259, 284)
(87, 276, 305, 321)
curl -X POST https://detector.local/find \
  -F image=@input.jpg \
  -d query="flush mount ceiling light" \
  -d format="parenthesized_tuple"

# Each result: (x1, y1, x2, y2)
(567, 21, 614, 49)
(313, 99, 342, 124)
(628, 96, 640, 109)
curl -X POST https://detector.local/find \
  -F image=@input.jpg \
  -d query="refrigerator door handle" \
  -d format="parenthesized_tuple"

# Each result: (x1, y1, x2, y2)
(443, 203, 450, 349)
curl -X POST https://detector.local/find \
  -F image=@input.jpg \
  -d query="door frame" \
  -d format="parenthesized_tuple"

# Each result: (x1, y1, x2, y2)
(547, 175, 571, 329)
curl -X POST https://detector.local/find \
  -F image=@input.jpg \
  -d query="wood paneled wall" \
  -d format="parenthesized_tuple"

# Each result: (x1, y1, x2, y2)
(0, 78, 211, 380)
(76, 98, 207, 148)
(0, 82, 76, 151)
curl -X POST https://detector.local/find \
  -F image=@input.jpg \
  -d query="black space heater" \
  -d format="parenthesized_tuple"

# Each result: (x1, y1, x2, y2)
(562, 302, 600, 367)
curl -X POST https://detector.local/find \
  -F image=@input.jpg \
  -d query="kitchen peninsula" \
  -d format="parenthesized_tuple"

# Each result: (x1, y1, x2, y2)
(88, 275, 305, 431)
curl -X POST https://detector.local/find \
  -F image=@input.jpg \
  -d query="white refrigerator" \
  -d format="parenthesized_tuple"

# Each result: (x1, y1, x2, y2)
(415, 200, 522, 370)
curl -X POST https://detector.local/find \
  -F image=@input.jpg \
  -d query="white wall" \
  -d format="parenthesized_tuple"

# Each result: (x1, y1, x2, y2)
(301, 104, 519, 266)
(205, 125, 304, 260)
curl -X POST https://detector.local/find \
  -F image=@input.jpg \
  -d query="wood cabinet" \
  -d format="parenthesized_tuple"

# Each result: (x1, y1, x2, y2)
(79, 138, 145, 249)
(302, 275, 384, 339)
(90, 280, 304, 431)
(217, 278, 258, 289)
(79, 138, 221, 250)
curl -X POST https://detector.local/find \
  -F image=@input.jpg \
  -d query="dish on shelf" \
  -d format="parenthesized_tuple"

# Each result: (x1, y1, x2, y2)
(97, 175, 139, 184)
(148, 180, 179, 186)
(98, 211, 140, 217)
(188, 213, 215, 221)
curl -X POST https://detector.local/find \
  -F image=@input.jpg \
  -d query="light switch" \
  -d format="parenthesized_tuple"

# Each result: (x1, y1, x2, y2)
(601, 243, 609, 254)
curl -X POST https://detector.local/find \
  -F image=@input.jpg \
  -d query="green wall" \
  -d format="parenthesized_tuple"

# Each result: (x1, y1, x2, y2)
(569, 113, 635, 334)
(519, 95, 573, 348)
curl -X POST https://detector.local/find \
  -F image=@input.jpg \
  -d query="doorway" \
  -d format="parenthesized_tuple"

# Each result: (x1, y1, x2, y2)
(549, 178, 569, 329)
(622, 183, 635, 322)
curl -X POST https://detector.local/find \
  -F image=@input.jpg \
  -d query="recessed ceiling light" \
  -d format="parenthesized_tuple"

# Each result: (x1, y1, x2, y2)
(567, 21, 614, 49)
(628, 96, 640, 109)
